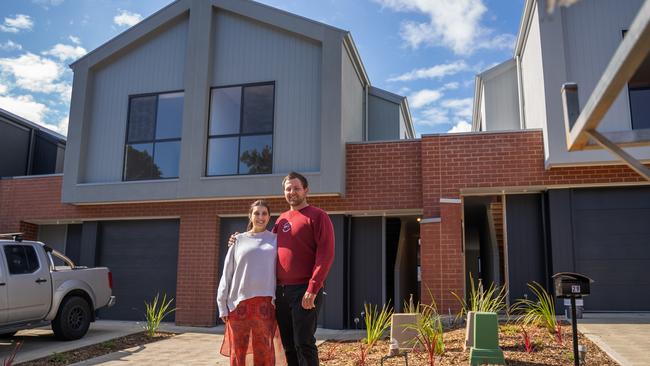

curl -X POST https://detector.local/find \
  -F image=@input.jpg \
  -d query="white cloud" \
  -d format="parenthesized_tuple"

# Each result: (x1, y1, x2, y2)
(0, 94, 50, 124)
(388, 61, 468, 82)
(409, 89, 443, 109)
(440, 98, 473, 118)
(373, 0, 515, 55)
(413, 97, 474, 129)
(113, 10, 143, 27)
(32, 0, 65, 7)
(416, 107, 449, 126)
(57, 115, 69, 135)
(0, 52, 71, 102)
(443, 82, 460, 90)
(0, 14, 34, 33)
(43, 43, 87, 61)
(448, 121, 472, 133)
(0, 83, 7, 94)
(68, 35, 81, 45)
(0, 40, 22, 51)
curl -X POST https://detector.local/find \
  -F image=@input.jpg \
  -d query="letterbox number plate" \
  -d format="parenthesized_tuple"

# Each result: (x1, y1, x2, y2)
(571, 285, 581, 293)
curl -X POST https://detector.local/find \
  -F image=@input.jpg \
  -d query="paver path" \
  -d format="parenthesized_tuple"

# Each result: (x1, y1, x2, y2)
(578, 313, 650, 366)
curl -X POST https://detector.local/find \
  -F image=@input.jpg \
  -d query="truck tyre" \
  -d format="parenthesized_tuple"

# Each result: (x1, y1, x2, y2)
(0, 331, 16, 338)
(52, 296, 91, 340)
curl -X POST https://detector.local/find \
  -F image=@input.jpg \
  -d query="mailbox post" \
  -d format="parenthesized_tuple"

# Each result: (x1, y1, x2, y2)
(552, 272, 594, 366)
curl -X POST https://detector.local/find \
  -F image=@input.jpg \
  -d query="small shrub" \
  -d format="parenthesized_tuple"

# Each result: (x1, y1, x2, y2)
(143, 293, 176, 337)
(555, 320, 563, 345)
(501, 324, 519, 336)
(3, 341, 22, 366)
(320, 343, 339, 361)
(451, 274, 507, 319)
(48, 352, 69, 363)
(405, 303, 445, 366)
(520, 326, 534, 353)
(100, 340, 117, 350)
(513, 282, 558, 337)
(357, 301, 393, 365)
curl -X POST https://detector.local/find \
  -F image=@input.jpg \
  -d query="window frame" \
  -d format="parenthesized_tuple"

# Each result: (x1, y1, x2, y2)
(3, 244, 41, 275)
(122, 89, 184, 181)
(205, 81, 276, 177)
(622, 29, 650, 130)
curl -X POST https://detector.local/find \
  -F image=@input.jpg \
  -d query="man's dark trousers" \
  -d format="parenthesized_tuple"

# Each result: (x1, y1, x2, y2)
(275, 284, 323, 366)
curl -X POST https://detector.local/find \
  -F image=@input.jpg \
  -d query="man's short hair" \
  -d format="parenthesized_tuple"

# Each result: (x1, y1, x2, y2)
(282, 171, 309, 189)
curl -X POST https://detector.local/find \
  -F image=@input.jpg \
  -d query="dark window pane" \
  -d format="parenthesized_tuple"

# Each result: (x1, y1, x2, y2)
(153, 141, 180, 178)
(210, 87, 241, 136)
(128, 96, 156, 142)
(242, 85, 274, 134)
(125, 143, 156, 180)
(630, 89, 650, 129)
(4, 245, 39, 275)
(207, 137, 239, 176)
(156, 92, 184, 139)
(239, 134, 272, 174)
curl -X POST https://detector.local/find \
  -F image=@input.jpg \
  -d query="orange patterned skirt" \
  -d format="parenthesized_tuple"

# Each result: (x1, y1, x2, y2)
(220, 296, 285, 366)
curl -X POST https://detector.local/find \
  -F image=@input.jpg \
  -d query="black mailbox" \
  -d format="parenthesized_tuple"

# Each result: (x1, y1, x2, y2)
(552, 272, 593, 298)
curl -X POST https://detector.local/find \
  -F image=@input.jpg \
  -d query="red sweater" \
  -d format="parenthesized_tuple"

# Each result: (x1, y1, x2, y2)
(273, 205, 335, 294)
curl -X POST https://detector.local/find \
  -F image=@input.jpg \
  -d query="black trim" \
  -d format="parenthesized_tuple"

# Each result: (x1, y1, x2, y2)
(205, 81, 276, 177)
(122, 90, 184, 181)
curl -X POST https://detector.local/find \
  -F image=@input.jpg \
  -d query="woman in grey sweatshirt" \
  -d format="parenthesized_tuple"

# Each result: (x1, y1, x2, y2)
(217, 200, 281, 366)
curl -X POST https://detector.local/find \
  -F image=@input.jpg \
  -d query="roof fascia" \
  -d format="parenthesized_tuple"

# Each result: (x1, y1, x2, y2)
(70, 0, 191, 70)
(343, 33, 370, 86)
(478, 58, 516, 80)
(369, 86, 404, 104)
(0, 108, 66, 142)
(514, 0, 536, 57)
(400, 98, 415, 138)
(471, 75, 483, 131)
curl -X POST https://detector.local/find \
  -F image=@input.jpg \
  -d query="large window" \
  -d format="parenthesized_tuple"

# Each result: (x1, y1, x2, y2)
(624, 30, 650, 129)
(124, 91, 184, 181)
(207, 82, 274, 176)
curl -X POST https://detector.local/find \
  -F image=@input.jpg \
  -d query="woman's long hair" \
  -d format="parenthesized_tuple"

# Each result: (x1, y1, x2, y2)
(246, 200, 271, 231)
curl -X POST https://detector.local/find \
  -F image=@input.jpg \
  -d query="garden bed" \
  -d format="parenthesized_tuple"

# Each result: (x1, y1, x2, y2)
(318, 323, 619, 365)
(16, 332, 175, 366)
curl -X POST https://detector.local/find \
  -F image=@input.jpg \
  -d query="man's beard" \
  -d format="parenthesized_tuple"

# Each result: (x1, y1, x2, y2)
(287, 195, 305, 207)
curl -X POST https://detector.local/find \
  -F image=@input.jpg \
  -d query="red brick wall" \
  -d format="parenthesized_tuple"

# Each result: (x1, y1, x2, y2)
(1, 131, 647, 324)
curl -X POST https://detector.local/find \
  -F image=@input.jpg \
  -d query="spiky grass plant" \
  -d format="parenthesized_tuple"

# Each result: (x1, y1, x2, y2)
(451, 274, 508, 319)
(513, 282, 558, 336)
(143, 293, 176, 337)
(356, 302, 393, 365)
(404, 300, 445, 366)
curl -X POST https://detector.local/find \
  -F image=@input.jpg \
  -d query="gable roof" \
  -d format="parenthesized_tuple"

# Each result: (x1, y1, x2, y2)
(0, 108, 66, 143)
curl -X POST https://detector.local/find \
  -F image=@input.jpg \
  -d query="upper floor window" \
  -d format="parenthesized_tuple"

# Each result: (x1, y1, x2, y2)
(206, 82, 274, 176)
(4, 245, 40, 275)
(624, 30, 650, 129)
(124, 91, 184, 180)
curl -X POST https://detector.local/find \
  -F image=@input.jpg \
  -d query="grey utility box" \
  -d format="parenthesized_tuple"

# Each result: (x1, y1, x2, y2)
(552, 272, 593, 298)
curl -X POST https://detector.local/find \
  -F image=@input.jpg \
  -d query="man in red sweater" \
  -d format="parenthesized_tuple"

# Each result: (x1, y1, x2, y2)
(274, 171, 335, 366)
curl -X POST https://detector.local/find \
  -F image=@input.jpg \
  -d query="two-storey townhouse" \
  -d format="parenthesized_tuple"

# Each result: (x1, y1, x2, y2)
(3, 0, 650, 330)
(471, 0, 650, 311)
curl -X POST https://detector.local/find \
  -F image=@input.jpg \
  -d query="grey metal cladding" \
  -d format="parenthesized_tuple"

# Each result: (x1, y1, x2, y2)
(368, 94, 400, 141)
(81, 17, 189, 183)
(212, 10, 321, 173)
(341, 46, 363, 143)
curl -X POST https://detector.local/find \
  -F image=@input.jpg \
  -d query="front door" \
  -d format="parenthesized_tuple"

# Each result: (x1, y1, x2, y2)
(3, 243, 51, 323)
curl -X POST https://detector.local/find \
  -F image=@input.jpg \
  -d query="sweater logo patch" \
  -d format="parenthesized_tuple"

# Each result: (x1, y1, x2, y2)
(281, 222, 292, 233)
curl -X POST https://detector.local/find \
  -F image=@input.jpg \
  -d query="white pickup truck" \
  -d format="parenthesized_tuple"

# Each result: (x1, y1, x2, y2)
(0, 234, 116, 340)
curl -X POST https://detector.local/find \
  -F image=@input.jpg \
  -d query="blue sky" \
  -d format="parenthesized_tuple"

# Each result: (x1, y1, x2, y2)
(0, 0, 524, 136)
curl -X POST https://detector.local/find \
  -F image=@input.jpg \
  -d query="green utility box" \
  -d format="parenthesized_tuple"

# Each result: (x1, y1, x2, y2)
(469, 312, 505, 365)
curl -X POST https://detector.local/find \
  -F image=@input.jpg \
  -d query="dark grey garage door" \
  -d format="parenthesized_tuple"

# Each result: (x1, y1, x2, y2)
(97, 220, 179, 320)
(571, 187, 650, 311)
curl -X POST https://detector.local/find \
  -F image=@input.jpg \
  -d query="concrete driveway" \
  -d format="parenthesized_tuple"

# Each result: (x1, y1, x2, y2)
(578, 313, 650, 366)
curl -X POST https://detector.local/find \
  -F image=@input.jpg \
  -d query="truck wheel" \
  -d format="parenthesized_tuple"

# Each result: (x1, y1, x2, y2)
(52, 296, 91, 340)
(0, 331, 16, 338)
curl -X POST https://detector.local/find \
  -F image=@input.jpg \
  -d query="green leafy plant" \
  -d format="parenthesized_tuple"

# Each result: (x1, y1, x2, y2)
(404, 301, 445, 366)
(513, 282, 558, 337)
(451, 274, 508, 319)
(356, 301, 393, 365)
(143, 293, 176, 337)
(48, 352, 69, 364)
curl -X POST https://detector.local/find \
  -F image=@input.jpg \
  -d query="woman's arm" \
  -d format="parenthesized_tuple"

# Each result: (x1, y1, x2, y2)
(216, 243, 236, 319)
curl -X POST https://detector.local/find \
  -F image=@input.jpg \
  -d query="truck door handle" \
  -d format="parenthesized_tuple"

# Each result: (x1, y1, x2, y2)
(0, 283, 5, 286)
(35, 278, 47, 283)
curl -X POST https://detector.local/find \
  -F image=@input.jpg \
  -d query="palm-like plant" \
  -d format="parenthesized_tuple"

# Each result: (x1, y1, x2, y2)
(404, 301, 445, 366)
(513, 282, 557, 335)
(143, 293, 176, 337)
(451, 274, 508, 319)
(357, 302, 393, 365)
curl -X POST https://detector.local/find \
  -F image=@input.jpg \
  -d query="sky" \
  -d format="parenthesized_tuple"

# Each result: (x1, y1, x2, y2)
(0, 0, 524, 137)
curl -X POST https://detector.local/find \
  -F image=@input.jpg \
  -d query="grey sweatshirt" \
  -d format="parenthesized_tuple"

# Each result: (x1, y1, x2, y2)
(216, 230, 277, 318)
